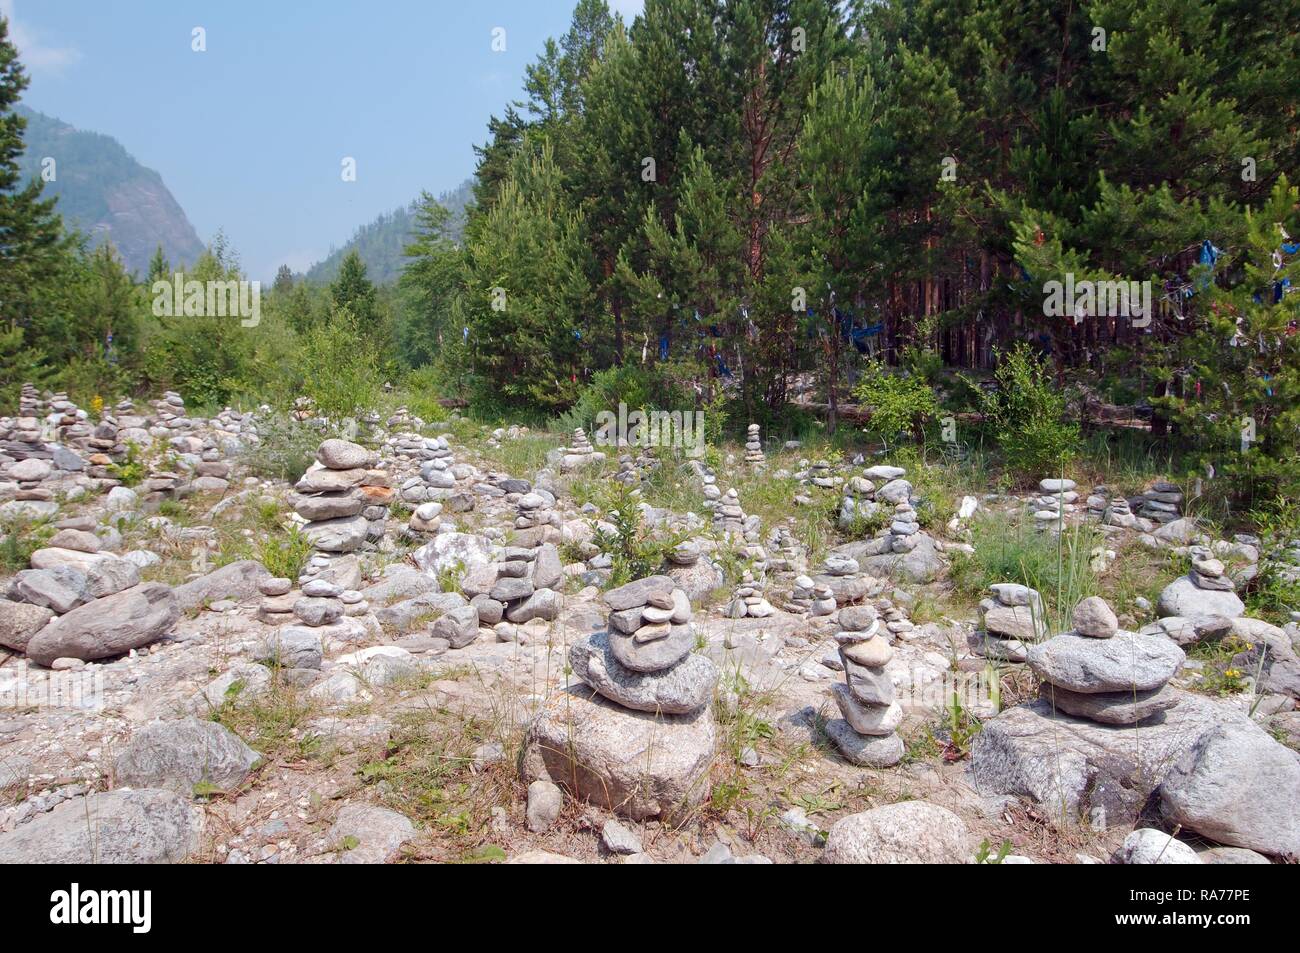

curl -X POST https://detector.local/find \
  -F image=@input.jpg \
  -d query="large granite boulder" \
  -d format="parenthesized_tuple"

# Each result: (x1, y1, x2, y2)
(114, 718, 262, 795)
(1159, 720, 1300, 861)
(970, 693, 1257, 827)
(521, 687, 716, 821)
(173, 559, 270, 613)
(26, 582, 179, 666)
(0, 788, 203, 863)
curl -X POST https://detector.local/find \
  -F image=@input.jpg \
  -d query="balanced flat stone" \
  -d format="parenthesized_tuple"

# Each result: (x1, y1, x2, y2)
(570, 631, 716, 714)
(609, 621, 693, 672)
(603, 575, 675, 611)
(1040, 681, 1180, 725)
(1027, 631, 1183, 693)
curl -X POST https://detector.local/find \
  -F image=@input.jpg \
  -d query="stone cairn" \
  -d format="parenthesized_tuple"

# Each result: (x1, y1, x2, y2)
(1135, 481, 1183, 524)
(877, 596, 915, 640)
(1186, 548, 1235, 593)
(514, 489, 559, 548)
(140, 465, 184, 503)
(1085, 486, 1109, 521)
(884, 499, 922, 553)
(1029, 596, 1184, 725)
(971, 583, 1045, 662)
(386, 405, 414, 431)
(826, 603, 904, 767)
(292, 439, 390, 573)
(471, 540, 563, 642)
(837, 472, 878, 528)
(743, 423, 765, 465)
(0, 383, 46, 457)
(152, 391, 192, 435)
(256, 575, 366, 628)
(392, 434, 475, 529)
(791, 574, 836, 616)
(725, 569, 774, 619)
(613, 453, 639, 485)
(19, 382, 43, 419)
(798, 460, 841, 503)
(1103, 494, 1137, 529)
(696, 461, 722, 507)
(712, 487, 747, 538)
(46, 393, 89, 447)
(570, 574, 716, 715)
(765, 526, 808, 575)
(193, 445, 232, 493)
(112, 399, 151, 449)
(559, 428, 605, 471)
(1030, 478, 1078, 526)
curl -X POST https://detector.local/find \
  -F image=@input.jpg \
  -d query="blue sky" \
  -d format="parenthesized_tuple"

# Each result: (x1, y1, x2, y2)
(6, 0, 644, 281)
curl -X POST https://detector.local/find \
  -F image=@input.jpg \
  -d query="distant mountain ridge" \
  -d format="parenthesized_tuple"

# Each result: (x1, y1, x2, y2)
(303, 177, 473, 285)
(17, 105, 207, 276)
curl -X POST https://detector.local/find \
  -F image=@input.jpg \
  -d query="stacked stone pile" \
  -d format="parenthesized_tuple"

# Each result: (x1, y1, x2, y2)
(46, 393, 91, 448)
(192, 446, 232, 493)
(725, 569, 774, 619)
(523, 574, 719, 820)
(559, 428, 605, 471)
(1030, 478, 1078, 524)
(697, 463, 722, 507)
(1136, 481, 1183, 524)
(151, 391, 194, 435)
(808, 552, 878, 606)
(256, 576, 295, 625)
(139, 466, 184, 503)
(0, 533, 179, 667)
(1103, 495, 1137, 529)
(837, 471, 878, 529)
(0, 384, 46, 457)
(765, 526, 808, 575)
(801, 459, 840, 491)
(582, 575, 705, 698)
(877, 596, 914, 640)
(790, 574, 837, 615)
(293, 439, 389, 565)
(884, 499, 921, 553)
(712, 487, 747, 538)
(663, 538, 725, 601)
(826, 604, 904, 767)
(743, 423, 765, 465)
(612, 453, 640, 485)
(1156, 549, 1247, 618)
(1029, 596, 1184, 725)
(513, 489, 560, 548)
(970, 583, 1046, 662)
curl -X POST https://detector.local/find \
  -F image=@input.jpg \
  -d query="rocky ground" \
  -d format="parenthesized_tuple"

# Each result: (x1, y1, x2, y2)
(0, 390, 1296, 864)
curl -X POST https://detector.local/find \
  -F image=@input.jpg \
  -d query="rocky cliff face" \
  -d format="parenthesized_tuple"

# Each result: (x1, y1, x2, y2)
(17, 106, 206, 275)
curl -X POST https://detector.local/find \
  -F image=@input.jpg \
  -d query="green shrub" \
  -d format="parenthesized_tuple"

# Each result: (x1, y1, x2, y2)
(853, 361, 940, 447)
(299, 306, 382, 420)
(555, 361, 702, 436)
(256, 526, 313, 580)
(589, 480, 687, 587)
(972, 343, 1079, 481)
(392, 364, 451, 425)
(107, 440, 147, 487)
(240, 413, 341, 482)
(0, 517, 53, 572)
(950, 515, 1100, 632)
